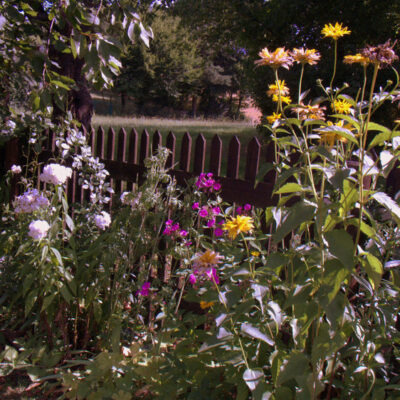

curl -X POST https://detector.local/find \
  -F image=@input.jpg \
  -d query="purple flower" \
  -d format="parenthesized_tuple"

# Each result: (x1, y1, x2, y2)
(244, 204, 252, 211)
(207, 218, 216, 228)
(189, 273, 197, 284)
(195, 173, 221, 193)
(214, 227, 224, 237)
(236, 206, 243, 215)
(213, 182, 221, 191)
(212, 207, 220, 215)
(205, 268, 220, 284)
(180, 229, 188, 237)
(192, 202, 200, 210)
(199, 207, 208, 218)
(136, 282, 151, 296)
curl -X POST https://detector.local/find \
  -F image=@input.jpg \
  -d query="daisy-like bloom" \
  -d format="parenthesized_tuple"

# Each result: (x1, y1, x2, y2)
(266, 112, 282, 124)
(267, 80, 290, 97)
(200, 301, 214, 310)
(272, 94, 292, 104)
(332, 99, 352, 114)
(317, 120, 349, 148)
(321, 22, 351, 40)
(189, 249, 222, 285)
(223, 215, 254, 239)
(344, 53, 370, 67)
(361, 40, 398, 68)
(255, 47, 294, 70)
(292, 103, 326, 120)
(291, 48, 321, 65)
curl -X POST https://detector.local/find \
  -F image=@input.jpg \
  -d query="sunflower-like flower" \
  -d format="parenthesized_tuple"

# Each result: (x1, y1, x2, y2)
(223, 215, 254, 239)
(292, 103, 326, 120)
(344, 53, 370, 67)
(317, 120, 350, 148)
(266, 112, 282, 124)
(291, 48, 321, 65)
(272, 94, 292, 104)
(361, 40, 398, 68)
(332, 99, 352, 114)
(200, 301, 214, 310)
(255, 47, 294, 70)
(321, 22, 351, 40)
(267, 80, 290, 97)
(195, 249, 222, 267)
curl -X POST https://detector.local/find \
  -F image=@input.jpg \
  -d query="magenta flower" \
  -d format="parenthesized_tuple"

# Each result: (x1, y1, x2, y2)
(213, 182, 221, 191)
(244, 204, 252, 211)
(180, 229, 188, 237)
(236, 206, 243, 215)
(189, 273, 197, 284)
(136, 282, 151, 296)
(207, 218, 216, 228)
(214, 227, 224, 237)
(199, 207, 208, 218)
(205, 268, 220, 284)
(192, 202, 200, 210)
(195, 173, 221, 193)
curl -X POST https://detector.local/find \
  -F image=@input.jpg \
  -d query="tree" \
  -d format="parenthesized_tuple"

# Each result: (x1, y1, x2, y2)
(0, 0, 152, 131)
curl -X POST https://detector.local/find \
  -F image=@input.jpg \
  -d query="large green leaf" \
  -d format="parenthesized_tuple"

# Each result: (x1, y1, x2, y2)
(325, 230, 354, 270)
(273, 202, 315, 243)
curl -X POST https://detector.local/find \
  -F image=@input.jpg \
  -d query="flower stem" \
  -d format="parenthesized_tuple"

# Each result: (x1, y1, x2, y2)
(329, 40, 338, 93)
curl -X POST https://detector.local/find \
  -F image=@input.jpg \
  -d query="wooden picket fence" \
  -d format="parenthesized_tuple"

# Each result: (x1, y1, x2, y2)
(4, 127, 278, 208)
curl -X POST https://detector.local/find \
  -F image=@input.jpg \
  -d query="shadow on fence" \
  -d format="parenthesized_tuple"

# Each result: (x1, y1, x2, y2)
(4, 127, 279, 208)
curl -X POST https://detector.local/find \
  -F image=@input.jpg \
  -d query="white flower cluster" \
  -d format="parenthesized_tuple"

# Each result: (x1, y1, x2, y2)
(28, 220, 50, 240)
(40, 164, 72, 185)
(13, 188, 49, 214)
(10, 164, 22, 174)
(120, 191, 142, 208)
(94, 211, 111, 230)
(56, 129, 113, 205)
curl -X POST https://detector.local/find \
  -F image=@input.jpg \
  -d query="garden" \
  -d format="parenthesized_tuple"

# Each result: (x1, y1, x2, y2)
(1, 1, 400, 399)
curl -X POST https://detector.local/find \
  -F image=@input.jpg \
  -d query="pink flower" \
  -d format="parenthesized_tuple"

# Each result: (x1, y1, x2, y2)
(192, 202, 200, 210)
(136, 282, 151, 296)
(180, 229, 188, 237)
(213, 182, 221, 191)
(244, 204, 252, 211)
(205, 268, 220, 284)
(189, 273, 197, 284)
(207, 218, 216, 228)
(236, 206, 243, 215)
(195, 173, 221, 193)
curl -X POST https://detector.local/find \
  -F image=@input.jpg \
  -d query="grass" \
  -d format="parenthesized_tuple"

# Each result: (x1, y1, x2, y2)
(92, 115, 261, 179)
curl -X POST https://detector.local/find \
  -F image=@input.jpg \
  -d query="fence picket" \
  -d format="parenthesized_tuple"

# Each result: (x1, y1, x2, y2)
(193, 133, 206, 175)
(152, 130, 163, 154)
(179, 132, 192, 172)
(116, 128, 127, 193)
(226, 135, 240, 179)
(166, 131, 176, 169)
(95, 126, 105, 159)
(209, 134, 222, 176)
(245, 137, 261, 184)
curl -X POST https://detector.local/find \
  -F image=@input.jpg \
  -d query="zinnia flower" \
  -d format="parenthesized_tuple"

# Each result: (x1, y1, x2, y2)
(40, 164, 72, 185)
(332, 99, 352, 114)
(223, 215, 254, 239)
(361, 40, 398, 68)
(255, 47, 293, 70)
(344, 53, 370, 67)
(293, 103, 326, 120)
(321, 22, 351, 40)
(28, 220, 50, 240)
(291, 48, 321, 65)
(267, 80, 290, 97)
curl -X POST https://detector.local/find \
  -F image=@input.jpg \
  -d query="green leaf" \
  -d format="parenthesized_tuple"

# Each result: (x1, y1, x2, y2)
(318, 259, 350, 305)
(368, 130, 400, 149)
(274, 182, 304, 195)
(243, 368, 264, 392)
(277, 352, 310, 385)
(51, 247, 63, 266)
(41, 294, 56, 312)
(273, 202, 315, 243)
(372, 192, 400, 222)
(366, 122, 391, 134)
(363, 253, 383, 290)
(325, 230, 354, 270)
(60, 284, 73, 303)
(25, 289, 38, 316)
(241, 323, 274, 346)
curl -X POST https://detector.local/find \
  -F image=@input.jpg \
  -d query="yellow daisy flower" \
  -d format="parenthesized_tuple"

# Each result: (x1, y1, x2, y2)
(251, 251, 260, 257)
(272, 94, 292, 104)
(223, 215, 254, 239)
(344, 53, 370, 67)
(267, 80, 290, 97)
(332, 99, 352, 114)
(200, 301, 214, 310)
(266, 112, 281, 124)
(291, 48, 321, 65)
(321, 22, 351, 40)
(254, 47, 294, 70)
(195, 249, 222, 267)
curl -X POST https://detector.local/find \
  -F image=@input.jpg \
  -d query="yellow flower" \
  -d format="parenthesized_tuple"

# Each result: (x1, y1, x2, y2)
(266, 113, 281, 124)
(321, 22, 351, 40)
(317, 120, 349, 148)
(291, 48, 321, 65)
(272, 94, 292, 104)
(267, 80, 290, 97)
(223, 215, 254, 239)
(200, 301, 214, 310)
(332, 99, 352, 114)
(254, 47, 294, 70)
(251, 251, 260, 257)
(344, 53, 370, 67)
(195, 249, 222, 267)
